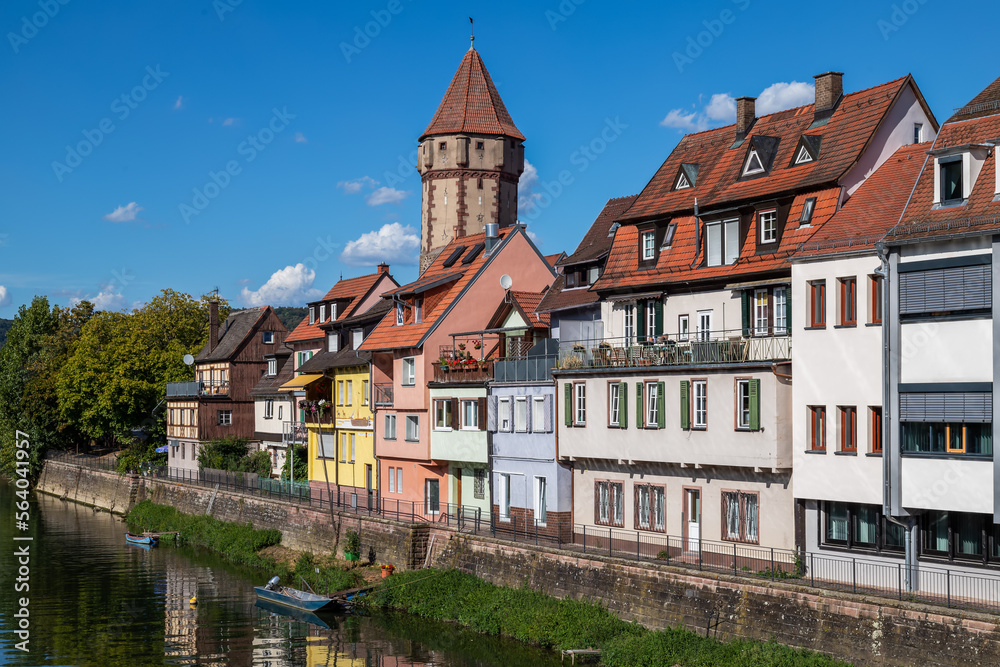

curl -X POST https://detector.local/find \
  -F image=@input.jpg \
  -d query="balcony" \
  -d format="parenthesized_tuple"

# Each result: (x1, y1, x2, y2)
(493, 355, 557, 383)
(556, 330, 791, 371)
(166, 381, 199, 398)
(373, 383, 393, 407)
(199, 380, 230, 397)
(282, 421, 307, 445)
(432, 359, 494, 383)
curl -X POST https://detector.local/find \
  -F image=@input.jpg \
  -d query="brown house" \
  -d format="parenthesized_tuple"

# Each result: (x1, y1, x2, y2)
(166, 302, 288, 471)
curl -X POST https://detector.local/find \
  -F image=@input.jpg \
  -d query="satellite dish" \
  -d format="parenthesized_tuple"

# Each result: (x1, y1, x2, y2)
(183, 354, 195, 366)
(500, 274, 512, 290)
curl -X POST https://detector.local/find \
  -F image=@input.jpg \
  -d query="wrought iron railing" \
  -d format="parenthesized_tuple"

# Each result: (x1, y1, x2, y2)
(282, 421, 308, 445)
(556, 331, 791, 370)
(198, 380, 230, 396)
(373, 383, 393, 407)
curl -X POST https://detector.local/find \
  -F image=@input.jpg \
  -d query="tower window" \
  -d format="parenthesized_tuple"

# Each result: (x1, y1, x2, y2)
(476, 141, 484, 150)
(439, 142, 447, 150)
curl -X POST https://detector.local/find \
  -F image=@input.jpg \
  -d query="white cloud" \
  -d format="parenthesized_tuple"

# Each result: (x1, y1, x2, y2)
(518, 159, 543, 213)
(756, 81, 815, 115)
(337, 176, 378, 194)
(294, 132, 308, 144)
(340, 222, 419, 266)
(365, 186, 408, 206)
(173, 96, 184, 110)
(660, 81, 815, 134)
(222, 118, 238, 126)
(90, 288, 130, 311)
(103, 202, 143, 223)
(240, 264, 323, 307)
(0, 286, 10, 307)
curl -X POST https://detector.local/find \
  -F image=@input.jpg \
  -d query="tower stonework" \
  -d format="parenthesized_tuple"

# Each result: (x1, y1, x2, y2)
(417, 46, 525, 273)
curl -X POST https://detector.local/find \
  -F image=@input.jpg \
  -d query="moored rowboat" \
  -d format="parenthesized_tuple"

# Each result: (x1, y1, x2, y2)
(125, 532, 158, 546)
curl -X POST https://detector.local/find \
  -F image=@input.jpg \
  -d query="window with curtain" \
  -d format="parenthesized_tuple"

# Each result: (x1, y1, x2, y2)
(853, 505, 877, 546)
(535, 477, 547, 525)
(722, 491, 758, 543)
(826, 502, 849, 543)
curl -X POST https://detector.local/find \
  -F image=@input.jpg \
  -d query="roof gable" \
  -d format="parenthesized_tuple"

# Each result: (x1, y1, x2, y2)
(195, 307, 272, 362)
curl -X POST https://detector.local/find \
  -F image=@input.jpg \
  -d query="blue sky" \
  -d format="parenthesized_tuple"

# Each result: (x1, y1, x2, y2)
(1, 0, 996, 314)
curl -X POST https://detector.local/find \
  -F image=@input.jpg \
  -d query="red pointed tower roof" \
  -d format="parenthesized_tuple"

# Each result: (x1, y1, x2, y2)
(420, 47, 525, 142)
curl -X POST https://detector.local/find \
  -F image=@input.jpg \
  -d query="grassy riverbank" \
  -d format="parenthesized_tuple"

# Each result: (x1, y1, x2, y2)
(126, 500, 364, 593)
(361, 569, 851, 667)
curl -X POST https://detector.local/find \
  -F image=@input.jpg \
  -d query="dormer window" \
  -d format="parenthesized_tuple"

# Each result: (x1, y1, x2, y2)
(414, 298, 423, 324)
(674, 163, 698, 190)
(328, 332, 339, 353)
(319, 304, 326, 323)
(931, 145, 988, 206)
(330, 303, 337, 321)
(267, 358, 277, 376)
(705, 218, 740, 267)
(790, 135, 821, 167)
(395, 302, 404, 326)
(743, 148, 765, 176)
(641, 230, 656, 260)
(675, 172, 691, 189)
(940, 157, 963, 204)
(794, 145, 813, 164)
(309, 308, 316, 325)
(759, 210, 777, 244)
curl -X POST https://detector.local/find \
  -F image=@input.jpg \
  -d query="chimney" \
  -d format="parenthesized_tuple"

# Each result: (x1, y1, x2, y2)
(209, 300, 219, 353)
(377, 262, 389, 274)
(736, 97, 756, 139)
(484, 223, 500, 255)
(813, 71, 844, 113)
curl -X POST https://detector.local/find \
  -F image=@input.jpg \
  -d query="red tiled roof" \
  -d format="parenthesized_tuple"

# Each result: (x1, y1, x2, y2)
(359, 228, 517, 351)
(888, 110, 1000, 243)
(800, 143, 928, 257)
(509, 290, 550, 328)
(420, 48, 525, 141)
(544, 253, 564, 268)
(947, 74, 1000, 122)
(619, 77, 914, 223)
(285, 271, 393, 343)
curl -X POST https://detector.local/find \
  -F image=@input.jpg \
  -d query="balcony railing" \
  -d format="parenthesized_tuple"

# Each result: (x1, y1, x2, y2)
(282, 421, 308, 445)
(432, 359, 494, 383)
(166, 381, 200, 397)
(556, 330, 791, 370)
(493, 354, 558, 383)
(373, 383, 393, 407)
(199, 380, 230, 396)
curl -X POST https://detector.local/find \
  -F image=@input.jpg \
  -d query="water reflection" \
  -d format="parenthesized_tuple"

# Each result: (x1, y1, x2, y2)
(0, 481, 560, 666)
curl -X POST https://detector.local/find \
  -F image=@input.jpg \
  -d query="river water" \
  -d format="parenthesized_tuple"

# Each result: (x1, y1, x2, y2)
(0, 479, 561, 666)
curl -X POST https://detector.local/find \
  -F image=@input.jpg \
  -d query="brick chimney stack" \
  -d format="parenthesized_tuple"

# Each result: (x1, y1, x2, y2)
(736, 97, 756, 138)
(209, 300, 219, 353)
(377, 262, 390, 274)
(814, 71, 844, 112)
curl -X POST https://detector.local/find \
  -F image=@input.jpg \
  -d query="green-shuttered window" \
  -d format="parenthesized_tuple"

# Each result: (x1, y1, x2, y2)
(749, 378, 761, 431)
(736, 378, 761, 431)
(636, 381, 643, 428)
(564, 383, 573, 427)
(680, 380, 690, 430)
(618, 381, 628, 429)
(656, 381, 666, 429)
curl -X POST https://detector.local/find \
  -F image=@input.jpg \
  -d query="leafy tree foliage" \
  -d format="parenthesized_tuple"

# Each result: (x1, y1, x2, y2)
(280, 443, 308, 482)
(197, 436, 270, 476)
(270, 306, 307, 332)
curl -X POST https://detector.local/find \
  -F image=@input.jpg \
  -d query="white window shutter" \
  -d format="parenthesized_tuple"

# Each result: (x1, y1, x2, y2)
(543, 395, 553, 432)
(487, 395, 498, 432)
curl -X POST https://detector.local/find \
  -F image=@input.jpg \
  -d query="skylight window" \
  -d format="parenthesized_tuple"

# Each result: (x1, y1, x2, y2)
(461, 242, 485, 264)
(661, 222, 677, 249)
(795, 145, 813, 164)
(800, 197, 817, 226)
(743, 148, 765, 176)
(441, 245, 468, 268)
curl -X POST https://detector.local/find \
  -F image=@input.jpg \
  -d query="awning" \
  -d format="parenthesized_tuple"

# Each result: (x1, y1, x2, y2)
(605, 291, 663, 302)
(726, 278, 791, 291)
(155, 445, 169, 453)
(278, 373, 323, 391)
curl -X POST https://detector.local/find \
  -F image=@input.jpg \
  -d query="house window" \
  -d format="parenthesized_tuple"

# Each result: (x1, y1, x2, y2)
(474, 469, 486, 499)
(384, 414, 397, 440)
(425, 479, 440, 514)
(405, 415, 419, 441)
(475, 140, 484, 150)
(623, 304, 635, 345)
(823, 502, 905, 552)
(363, 380, 369, 405)
(264, 399, 274, 419)
(346, 380, 353, 406)
(266, 358, 277, 376)
(388, 467, 396, 493)
(705, 218, 739, 267)
(402, 357, 415, 386)
(809, 281, 826, 327)
(338, 381, 345, 405)
(743, 147, 765, 176)
(349, 329, 362, 349)
(645, 300, 657, 340)
(396, 468, 403, 493)
(309, 308, 316, 325)
(434, 399, 452, 430)
(795, 145, 813, 164)
(693, 380, 707, 429)
(641, 230, 656, 261)
(395, 302, 404, 326)
(414, 298, 423, 324)
(736, 379, 751, 430)
(532, 396, 546, 432)
(635, 484, 665, 532)
(697, 310, 712, 342)
(498, 397, 512, 432)
(262, 331, 274, 344)
(759, 210, 777, 243)
(754, 289, 770, 336)
(773, 287, 787, 335)
(596, 480, 624, 526)
(869, 275, 883, 324)
(499, 473, 511, 521)
(839, 277, 857, 326)
(722, 491, 759, 543)
(330, 303, 337, 321)
(534, 476, 547, 525)
(662, 222, 678, 248)
(809, 406, 826, 451)
(675, 171, 691, 189)
(678, 315, 689, 341)
(870, 406, 883, 454)
(462, 400, 479, 430)
(277, 405, 282, 420)
(514, 396, 528, 432)
(645, 381, 661, 428)
(800, 197, 816, 226)
(840, 406, 857, 452)
(900, 422, 993, 455)
(574, 382, 586, 425)
(913, 123, 923, 143)
(217, 410, 232, 426)
(940, 157, 963, 204)
(327, 333, 338, 353)
(608, 383, 620, 427)
(319, 304, 326, 322)
(438, 141, 447, 150)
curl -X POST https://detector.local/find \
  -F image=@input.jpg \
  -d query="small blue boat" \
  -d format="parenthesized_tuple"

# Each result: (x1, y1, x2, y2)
(125, 532, 158, 546)
(254, 576, 372, 613)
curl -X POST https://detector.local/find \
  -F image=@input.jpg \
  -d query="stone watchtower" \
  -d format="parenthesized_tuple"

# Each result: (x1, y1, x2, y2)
(417, 43, 525, 273)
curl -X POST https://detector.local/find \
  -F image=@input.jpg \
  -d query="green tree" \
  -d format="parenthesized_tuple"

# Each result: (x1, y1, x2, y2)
(280, 443, 308, 482)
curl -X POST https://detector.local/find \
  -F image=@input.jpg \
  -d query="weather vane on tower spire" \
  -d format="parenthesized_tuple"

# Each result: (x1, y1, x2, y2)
(469, 17, 475, 50)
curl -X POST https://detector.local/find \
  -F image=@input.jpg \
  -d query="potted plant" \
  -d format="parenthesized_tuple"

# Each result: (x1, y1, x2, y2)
(380, 563, 395, 578)
(344, 529, 361, 562)
(458, 343, 466, 351)
(472, 340, 482, 350)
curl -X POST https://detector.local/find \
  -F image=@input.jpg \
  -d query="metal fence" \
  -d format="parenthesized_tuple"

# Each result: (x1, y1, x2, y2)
(44, 450, 1000, 613)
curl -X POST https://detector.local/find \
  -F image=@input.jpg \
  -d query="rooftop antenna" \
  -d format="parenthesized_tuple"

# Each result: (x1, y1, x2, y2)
(469, 17, 475, 50)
